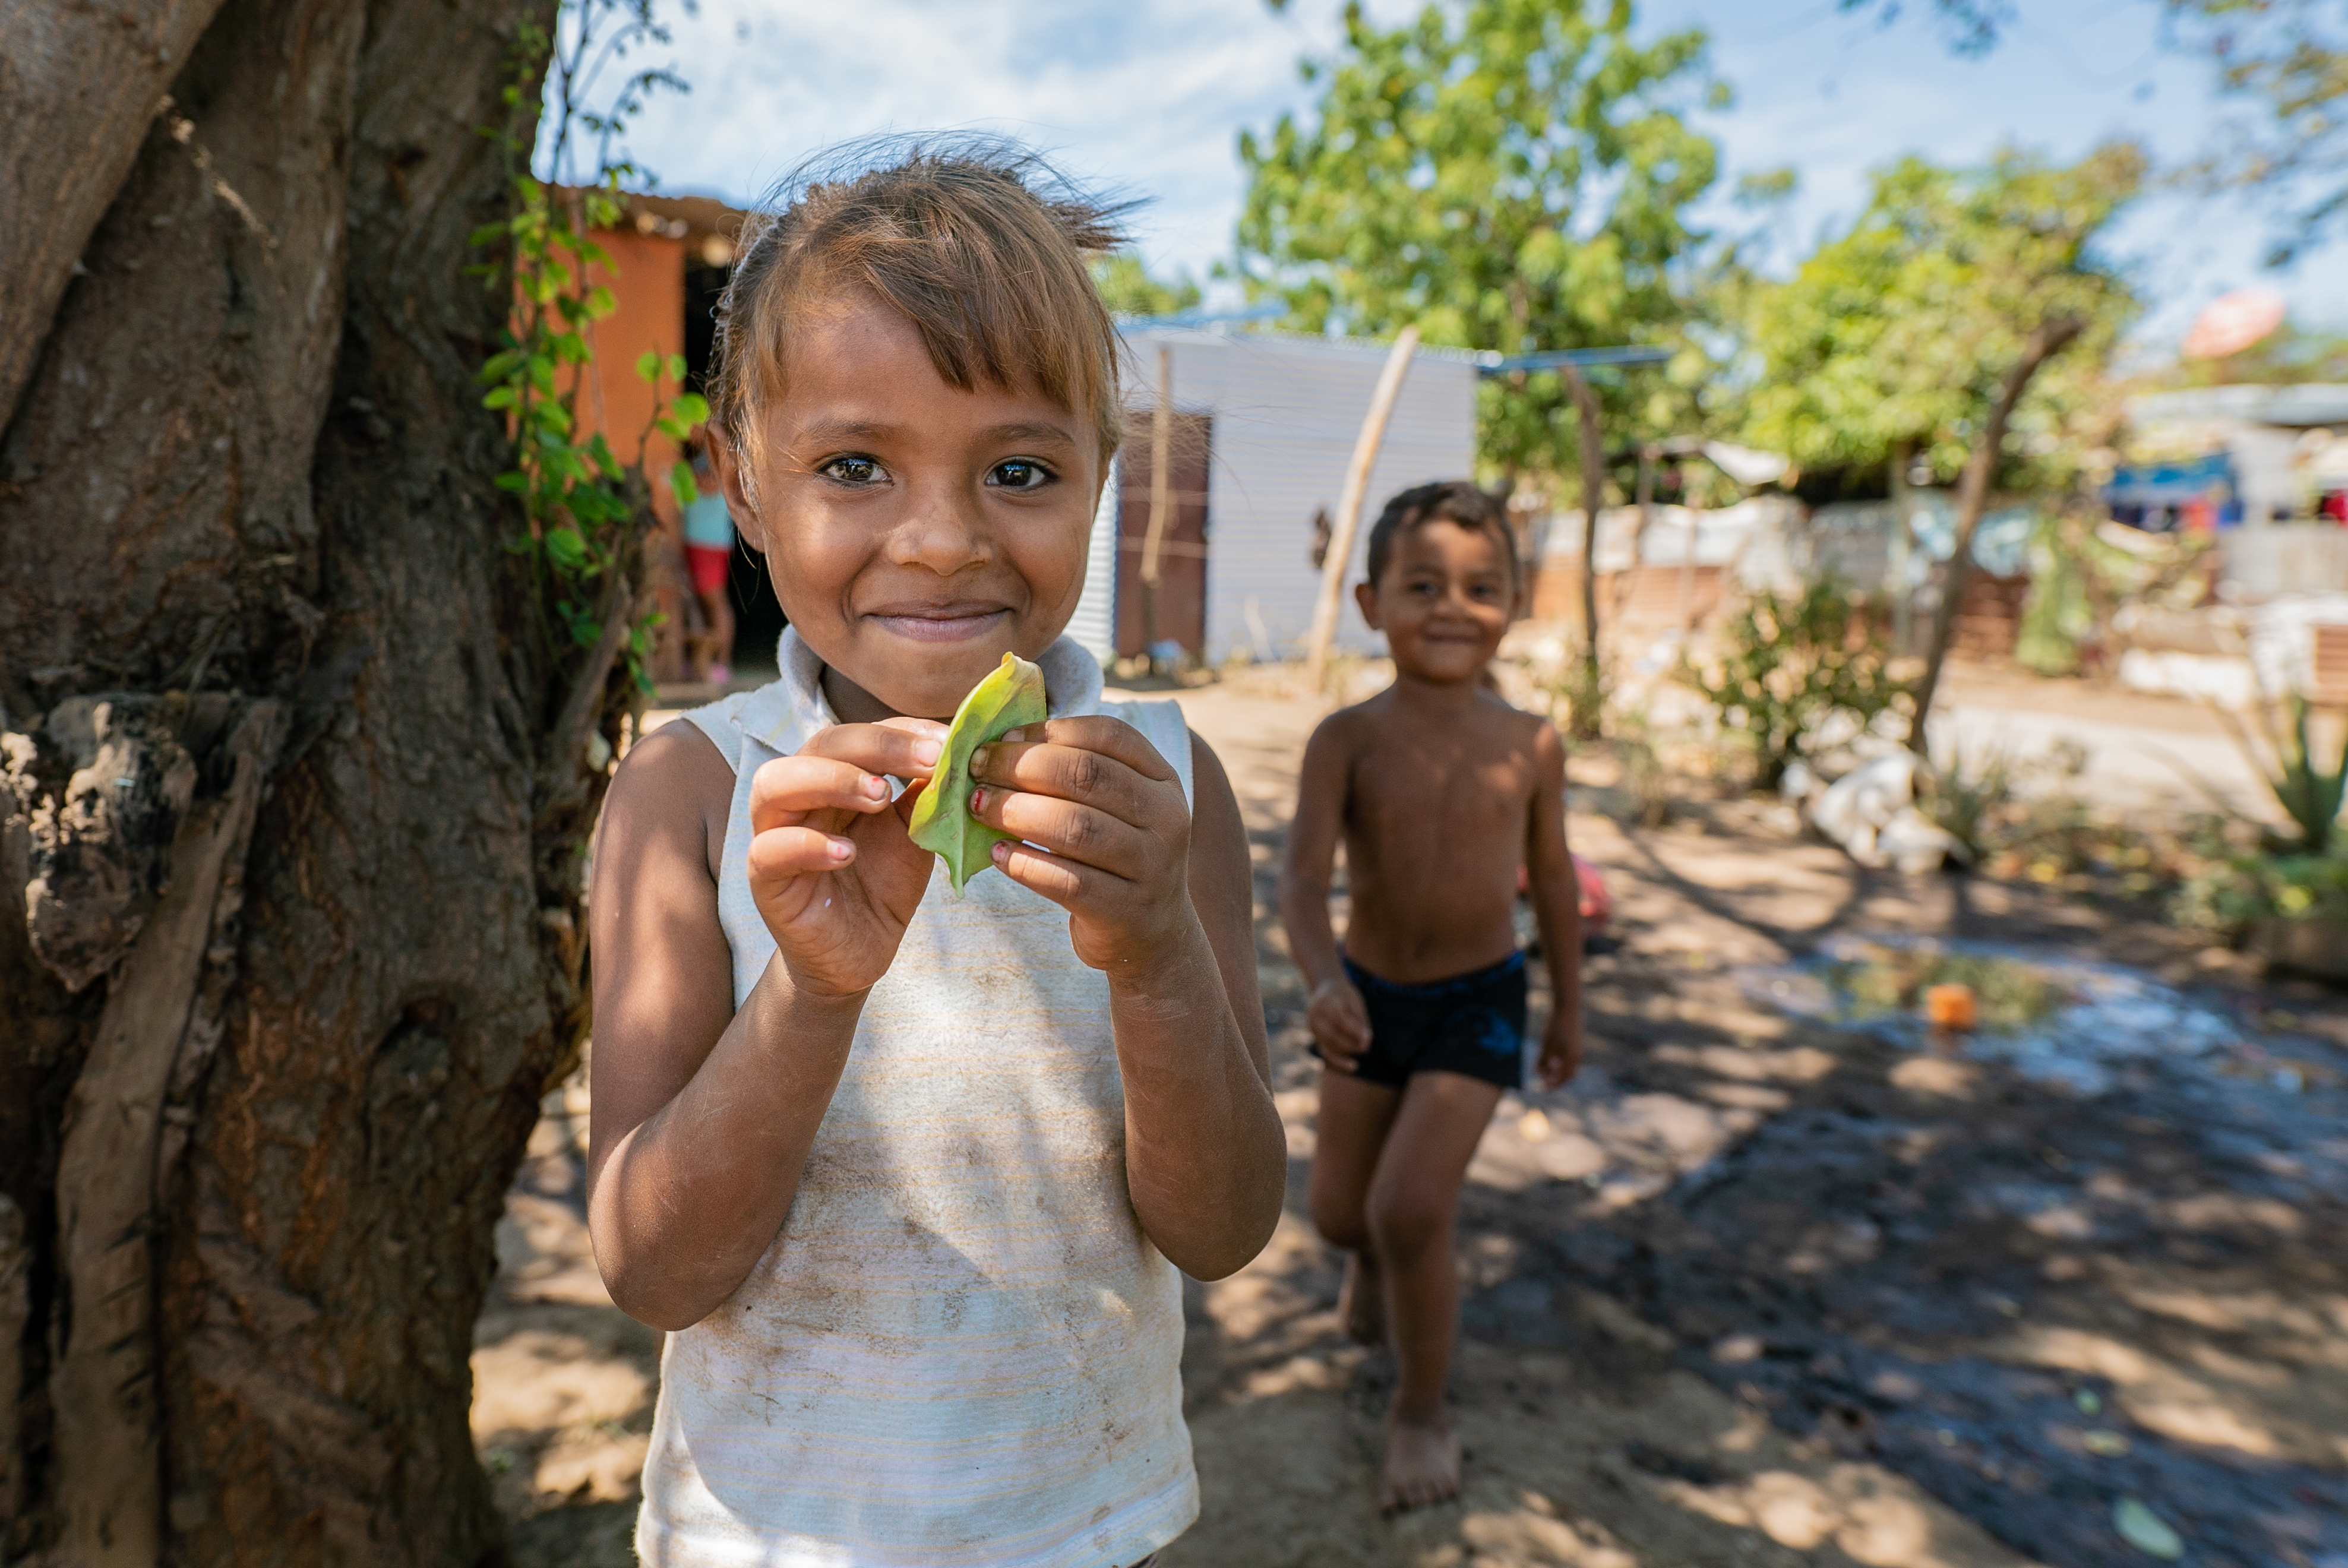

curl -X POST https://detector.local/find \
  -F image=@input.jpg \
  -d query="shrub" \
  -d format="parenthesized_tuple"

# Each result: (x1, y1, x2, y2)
(1682, 580, 1910, 791)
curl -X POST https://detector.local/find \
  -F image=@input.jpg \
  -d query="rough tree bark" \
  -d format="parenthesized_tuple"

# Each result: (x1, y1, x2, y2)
(1905, 315, 2084, 753)
(1, 0, 601, 1561)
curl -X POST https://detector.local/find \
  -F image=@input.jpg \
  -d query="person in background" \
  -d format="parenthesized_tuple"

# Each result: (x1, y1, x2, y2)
(1279, 479, 1584, 1514)
(681, 433, 737, 685)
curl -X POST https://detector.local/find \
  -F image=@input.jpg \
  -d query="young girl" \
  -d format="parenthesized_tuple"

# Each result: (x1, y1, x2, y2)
(587, 144, 1286, 1567)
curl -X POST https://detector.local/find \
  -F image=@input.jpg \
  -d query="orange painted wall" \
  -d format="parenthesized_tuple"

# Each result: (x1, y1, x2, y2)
(564, 227, 693, 676)
(571, 228, 687, 520)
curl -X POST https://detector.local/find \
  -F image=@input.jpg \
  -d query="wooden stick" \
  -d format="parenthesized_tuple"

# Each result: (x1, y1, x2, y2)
(1304, 325, 1420, 693)
(1564, 365, 1606, 707)
(1140, 344, 1174, 656)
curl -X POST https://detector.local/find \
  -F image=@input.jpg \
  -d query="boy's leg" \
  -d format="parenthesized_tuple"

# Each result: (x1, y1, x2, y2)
(1308, 1067, 1402, 1345)
(1364, 1068, 1506, 1512)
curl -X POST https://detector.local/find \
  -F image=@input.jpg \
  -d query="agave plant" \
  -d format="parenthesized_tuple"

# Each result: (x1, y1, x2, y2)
(2213, 689, 2347, 856)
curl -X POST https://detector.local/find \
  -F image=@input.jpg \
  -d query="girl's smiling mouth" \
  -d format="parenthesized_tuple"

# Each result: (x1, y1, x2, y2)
(864, 600, 1013, 642)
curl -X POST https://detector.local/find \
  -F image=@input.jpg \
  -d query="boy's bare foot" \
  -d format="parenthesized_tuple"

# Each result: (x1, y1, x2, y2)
(1379, 1411, 1461, 1514)
(1338, 1250, 1386, 1346)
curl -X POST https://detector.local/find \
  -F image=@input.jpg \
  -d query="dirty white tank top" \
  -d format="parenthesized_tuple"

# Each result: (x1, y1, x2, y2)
(637, 629, 1198, 1568)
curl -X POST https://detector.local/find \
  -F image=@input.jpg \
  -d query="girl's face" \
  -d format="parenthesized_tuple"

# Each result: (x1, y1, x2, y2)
(712, 288, 1101, 722)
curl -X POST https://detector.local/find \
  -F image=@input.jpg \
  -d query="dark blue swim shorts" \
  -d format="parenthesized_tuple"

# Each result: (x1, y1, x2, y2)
(1314, 950, 1527, 1091)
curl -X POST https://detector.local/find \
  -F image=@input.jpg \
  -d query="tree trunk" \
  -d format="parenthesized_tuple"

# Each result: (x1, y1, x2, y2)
(0, 0, 584, 1560)
(1905, 317, 2083, 754)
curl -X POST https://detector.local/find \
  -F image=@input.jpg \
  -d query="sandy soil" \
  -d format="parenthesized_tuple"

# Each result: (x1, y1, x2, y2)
(476, 666, 2348, 1567)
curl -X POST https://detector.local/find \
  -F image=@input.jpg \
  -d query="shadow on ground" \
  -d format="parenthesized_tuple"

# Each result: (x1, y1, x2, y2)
(475, 679, 2348, 1567)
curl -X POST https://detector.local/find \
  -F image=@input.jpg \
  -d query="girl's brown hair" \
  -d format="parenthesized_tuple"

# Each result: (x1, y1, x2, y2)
(710, 138, 1133, 505)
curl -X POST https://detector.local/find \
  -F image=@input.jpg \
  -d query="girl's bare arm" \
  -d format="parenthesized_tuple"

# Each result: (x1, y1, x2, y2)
(585, 719, 940, 1330)
(969, 722, 1284, 1280)
(1103, 739, 1284, 1279)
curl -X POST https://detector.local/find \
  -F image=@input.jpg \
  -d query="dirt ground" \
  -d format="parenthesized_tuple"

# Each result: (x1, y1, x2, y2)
(472, 665, 2348, 1567)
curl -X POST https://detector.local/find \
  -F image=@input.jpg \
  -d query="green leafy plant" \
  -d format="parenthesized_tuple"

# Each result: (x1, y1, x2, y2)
(1920, 743, 2016, 861)
(1535, 647, 1614, 742)
(471, 0, 699, 709)
(2213, 690, 2348, 856)
(1681, 580, 1910, 791)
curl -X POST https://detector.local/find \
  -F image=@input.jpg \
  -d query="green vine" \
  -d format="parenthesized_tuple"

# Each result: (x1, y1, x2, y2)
(470, 0, 701, 701)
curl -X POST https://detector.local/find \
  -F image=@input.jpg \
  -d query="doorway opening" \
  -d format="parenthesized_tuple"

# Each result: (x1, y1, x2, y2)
(681, 260, 788, 674)
(1115, 413, 1212, 660)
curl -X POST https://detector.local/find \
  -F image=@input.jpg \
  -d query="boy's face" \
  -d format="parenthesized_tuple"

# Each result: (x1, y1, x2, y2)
(714, 288, 1099, 720)
(1354, 517, 1516, 685)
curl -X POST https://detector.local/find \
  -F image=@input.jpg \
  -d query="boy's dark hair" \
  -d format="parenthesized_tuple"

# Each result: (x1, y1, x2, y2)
(1364, 481, 1517, 587)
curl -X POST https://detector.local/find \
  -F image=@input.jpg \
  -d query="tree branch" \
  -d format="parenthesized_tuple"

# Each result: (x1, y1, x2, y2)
(1907, 315, 2084, 752)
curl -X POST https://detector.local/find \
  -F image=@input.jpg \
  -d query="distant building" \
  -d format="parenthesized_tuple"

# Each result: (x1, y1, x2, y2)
(1075, 325, 1480, 668)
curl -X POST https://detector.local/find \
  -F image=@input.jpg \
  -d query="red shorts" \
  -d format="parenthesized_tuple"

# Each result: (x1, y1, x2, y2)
(685, 543, 731, 594)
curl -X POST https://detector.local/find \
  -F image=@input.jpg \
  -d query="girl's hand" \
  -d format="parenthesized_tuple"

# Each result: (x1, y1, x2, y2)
(747, 718, 947, 998)
(1305, 976, 1373, 1070)
(1533, 1010, 1584, 1092)
(965, 717, 1196, 975)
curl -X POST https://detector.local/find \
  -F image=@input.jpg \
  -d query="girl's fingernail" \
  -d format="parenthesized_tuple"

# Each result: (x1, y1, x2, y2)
(992, 841, 1008, 862)
(969, 745, 991, 773)
(1003, 727, 1028, 744)
(863, 773, 887, 798)
(969, 788, 987, 813)
(915, 738, 943, 766)
(829, 837, 852, 861)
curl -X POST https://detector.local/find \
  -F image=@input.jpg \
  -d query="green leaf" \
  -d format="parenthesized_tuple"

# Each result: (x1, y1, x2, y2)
(546, 527, 592, 571)
(906, 653, 1048, 893)
(671, 461, 699, 507)
(584, 286, 617, 321)
(2112, 1498, 2182, 1560)
(636, 349, 661, 383)
(672, 391, 710, 425)
(665, 353, 687, 384)
(494, 470, 529, 493)
(482, 386, 519, 410)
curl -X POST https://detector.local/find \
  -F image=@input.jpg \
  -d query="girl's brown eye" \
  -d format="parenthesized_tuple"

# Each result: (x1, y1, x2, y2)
(988, 459, 1054, 492)
(822, 456, 881, 485)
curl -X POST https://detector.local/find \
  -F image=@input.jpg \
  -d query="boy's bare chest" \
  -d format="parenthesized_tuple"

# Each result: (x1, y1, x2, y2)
(1345, 727, 1533, 837)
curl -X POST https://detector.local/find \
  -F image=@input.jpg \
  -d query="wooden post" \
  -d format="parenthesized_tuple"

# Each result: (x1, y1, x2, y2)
(1563, 365, 1607, 705)
(1304, 325, 1420, 693)
(1140, 345, 1174, 664)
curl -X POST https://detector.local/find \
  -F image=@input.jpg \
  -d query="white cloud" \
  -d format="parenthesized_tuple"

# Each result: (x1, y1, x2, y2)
(596, 0, 2348, 344)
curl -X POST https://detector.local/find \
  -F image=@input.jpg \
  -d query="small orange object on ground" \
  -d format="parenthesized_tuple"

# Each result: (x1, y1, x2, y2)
(1924, 983, 1979, 1031)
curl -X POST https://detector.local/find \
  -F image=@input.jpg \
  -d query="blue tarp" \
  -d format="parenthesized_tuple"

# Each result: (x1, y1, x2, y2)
(2103, 453, 2232, 508)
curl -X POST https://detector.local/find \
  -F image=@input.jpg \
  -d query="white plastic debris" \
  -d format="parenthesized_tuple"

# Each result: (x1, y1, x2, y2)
(1808, 753, 1964, 874)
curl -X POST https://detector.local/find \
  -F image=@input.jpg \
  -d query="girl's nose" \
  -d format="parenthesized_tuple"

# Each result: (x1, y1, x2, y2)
(887, 482, 991, 575)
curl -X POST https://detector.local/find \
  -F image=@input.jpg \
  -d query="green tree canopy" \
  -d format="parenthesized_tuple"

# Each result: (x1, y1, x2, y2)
(1089, 252, 1203, 318)
(1741, 142, 2144, 489)
(1235, 0, 1725, 480)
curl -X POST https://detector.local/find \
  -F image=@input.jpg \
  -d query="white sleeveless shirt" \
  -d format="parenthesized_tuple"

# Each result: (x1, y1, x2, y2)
(637, 630, 1199, 1568)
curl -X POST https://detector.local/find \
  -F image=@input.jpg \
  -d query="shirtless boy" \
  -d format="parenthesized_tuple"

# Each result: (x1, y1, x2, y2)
(1278, 480, 1584, 1513)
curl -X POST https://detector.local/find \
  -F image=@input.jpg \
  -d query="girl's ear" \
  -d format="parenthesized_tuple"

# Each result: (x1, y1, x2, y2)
(706, 426, 763, 549)
(1353, 580, 1383, 631)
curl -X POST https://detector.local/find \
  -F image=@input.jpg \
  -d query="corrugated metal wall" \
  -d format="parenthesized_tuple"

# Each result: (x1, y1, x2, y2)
(1067, 453, 1120, 665)
(1065, 328, 1480, 665)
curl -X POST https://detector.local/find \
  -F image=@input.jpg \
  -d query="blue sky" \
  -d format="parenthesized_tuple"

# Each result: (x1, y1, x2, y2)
(602, 0, 2348, 352)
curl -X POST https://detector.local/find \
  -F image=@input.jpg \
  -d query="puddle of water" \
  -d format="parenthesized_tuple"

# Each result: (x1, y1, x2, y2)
(1751, 936, 2245, 1095)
